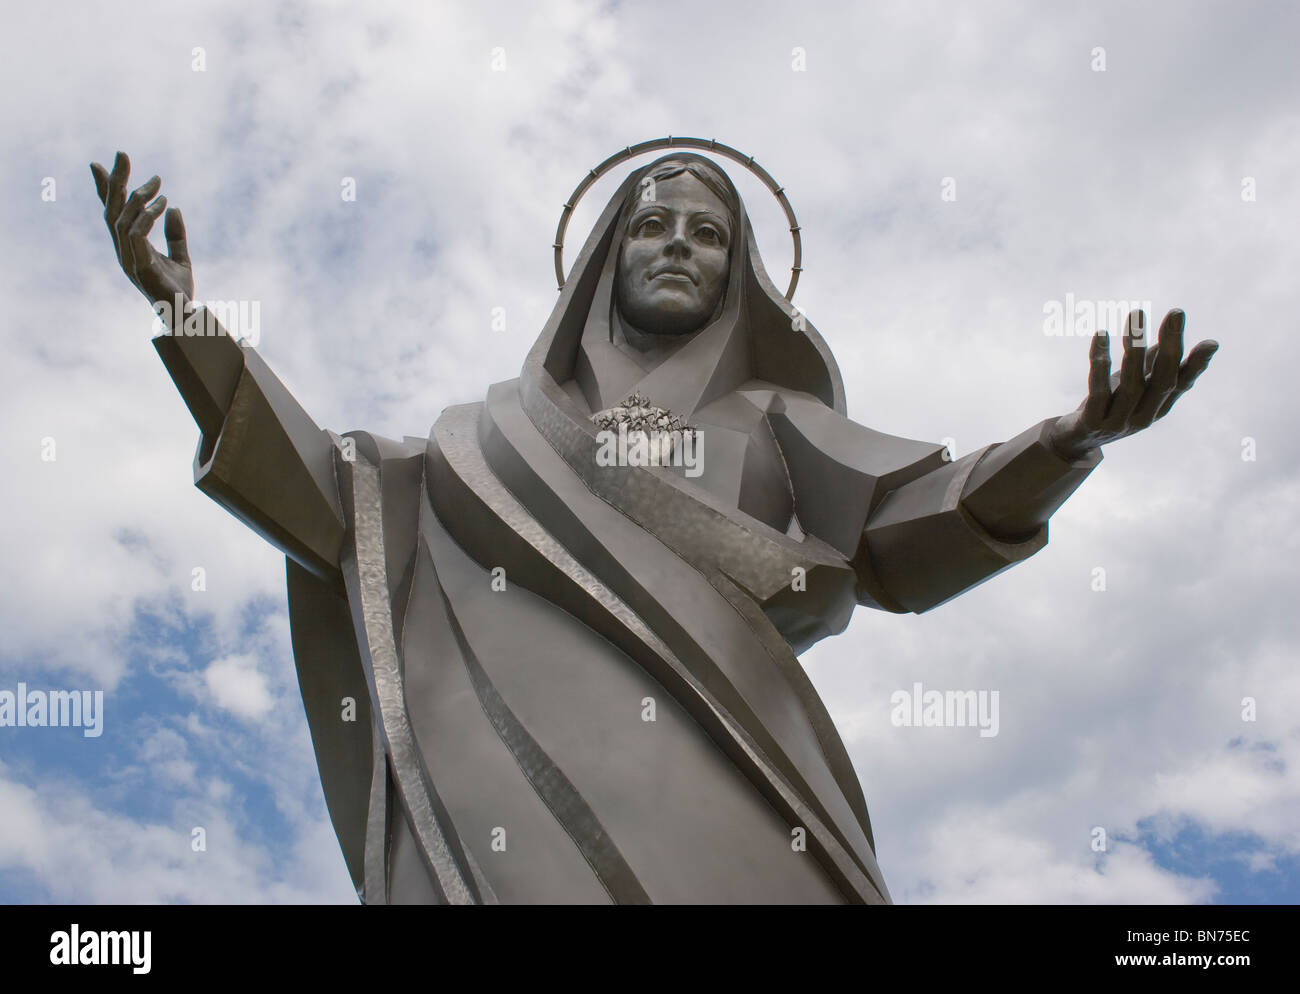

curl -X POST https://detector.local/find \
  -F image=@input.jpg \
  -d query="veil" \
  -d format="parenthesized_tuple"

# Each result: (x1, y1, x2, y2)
(522, 152, 847, 422)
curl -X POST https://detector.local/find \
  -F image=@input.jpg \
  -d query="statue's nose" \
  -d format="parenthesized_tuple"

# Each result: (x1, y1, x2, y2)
(664, 225, 690, 258)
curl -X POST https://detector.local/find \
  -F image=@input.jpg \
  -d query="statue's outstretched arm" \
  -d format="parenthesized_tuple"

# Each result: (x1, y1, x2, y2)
(765, 391, 1074, 613)
(862, 421, 1099, 613)
(863, 308, 1216, 612)
(92, 152, 345, 584)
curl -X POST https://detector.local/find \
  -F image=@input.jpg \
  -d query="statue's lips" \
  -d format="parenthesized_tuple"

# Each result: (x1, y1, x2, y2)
(649, 267, 696, 284)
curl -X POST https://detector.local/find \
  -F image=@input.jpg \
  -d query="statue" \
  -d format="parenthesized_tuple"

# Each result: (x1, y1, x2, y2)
(91, 140, 1216, 904)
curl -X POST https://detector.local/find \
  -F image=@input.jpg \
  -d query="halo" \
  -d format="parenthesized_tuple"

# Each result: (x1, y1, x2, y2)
(553, 136, 804, 301)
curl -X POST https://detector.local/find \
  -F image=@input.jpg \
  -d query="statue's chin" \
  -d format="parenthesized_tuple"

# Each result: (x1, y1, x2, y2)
(618, 301, 709, 338)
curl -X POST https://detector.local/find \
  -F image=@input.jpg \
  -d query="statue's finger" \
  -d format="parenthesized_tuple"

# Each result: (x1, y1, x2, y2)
(1129, 309, 1184, 428)
(1104, 310, 1147, 428)
(105, 151, 130, 223)
(1176, 340, 1218, 391)
(101, 154, 132, 265)
(1155, 340, 1218, 419)
(164, 207, 190, 266)
(116, 175, 159, 235)
(90, 162, 109, 205)
(90, 161, 126, 267)
(1141, 308, 1183, 376)
(115, 175, 160, 277)
(128, 194, 167, 273)
(1082, 331, 1111, 425)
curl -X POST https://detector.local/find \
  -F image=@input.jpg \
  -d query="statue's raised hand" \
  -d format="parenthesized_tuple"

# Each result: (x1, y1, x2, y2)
(1049, 309, 1218, 460)
(90, 151, 193, 308)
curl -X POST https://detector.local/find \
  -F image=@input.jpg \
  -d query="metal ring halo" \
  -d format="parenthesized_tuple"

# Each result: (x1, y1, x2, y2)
(553, 136, 803, 301)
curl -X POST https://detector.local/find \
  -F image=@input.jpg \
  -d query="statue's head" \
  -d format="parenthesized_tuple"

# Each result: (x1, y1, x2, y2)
(614, 156, 740, 336)
(529, 144, 847, 418)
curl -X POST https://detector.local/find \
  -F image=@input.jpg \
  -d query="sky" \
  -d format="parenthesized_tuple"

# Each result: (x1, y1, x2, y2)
(1, 0, 1297, 904)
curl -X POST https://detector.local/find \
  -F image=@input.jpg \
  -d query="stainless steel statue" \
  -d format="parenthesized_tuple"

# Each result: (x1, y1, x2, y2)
(91, 139, 1216, 904)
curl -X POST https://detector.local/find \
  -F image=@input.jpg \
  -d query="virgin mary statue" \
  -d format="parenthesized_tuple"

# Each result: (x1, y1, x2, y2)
(91, 143, 1214, 904)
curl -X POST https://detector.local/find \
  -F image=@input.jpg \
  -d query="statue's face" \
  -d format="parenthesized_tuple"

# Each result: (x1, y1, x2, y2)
(615, 172, 733, 336)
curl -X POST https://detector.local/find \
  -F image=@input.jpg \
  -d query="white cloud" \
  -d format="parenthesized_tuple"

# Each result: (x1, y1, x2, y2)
(0, 761, 352, 904)
(203, 653, 274, 721)
(137, 727, 198, 788)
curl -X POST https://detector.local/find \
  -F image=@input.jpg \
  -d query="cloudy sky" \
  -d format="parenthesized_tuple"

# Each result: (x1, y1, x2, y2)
(1, 0, 1296, 903)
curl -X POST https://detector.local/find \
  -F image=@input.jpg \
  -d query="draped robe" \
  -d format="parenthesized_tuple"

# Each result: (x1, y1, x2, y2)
(157, 159, 1101, 904)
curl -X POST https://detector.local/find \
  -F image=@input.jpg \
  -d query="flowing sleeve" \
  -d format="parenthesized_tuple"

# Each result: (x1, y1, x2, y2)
(154, 308, 346, 585)
(862, 419, 1101, 613)
(764, 390, 1100, 615)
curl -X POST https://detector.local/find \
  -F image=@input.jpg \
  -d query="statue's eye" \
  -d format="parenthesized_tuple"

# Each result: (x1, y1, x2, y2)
(636, 218, 665, 236)
(697, 226, 720, 244)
